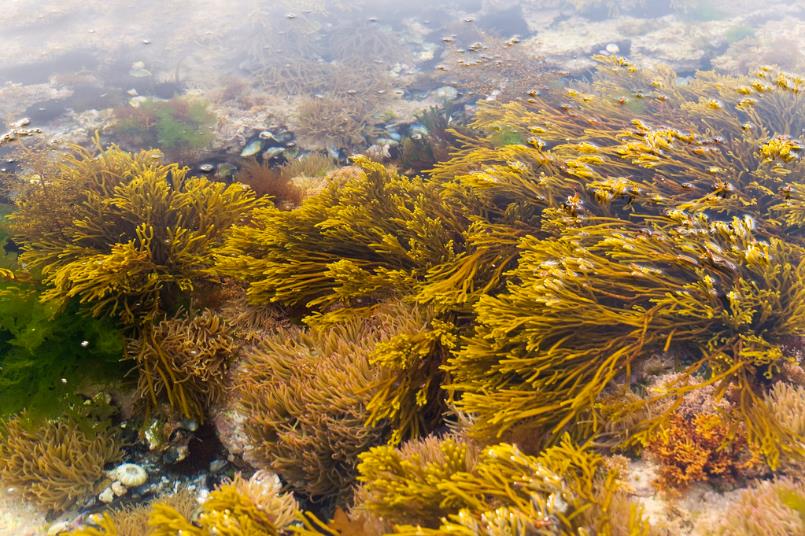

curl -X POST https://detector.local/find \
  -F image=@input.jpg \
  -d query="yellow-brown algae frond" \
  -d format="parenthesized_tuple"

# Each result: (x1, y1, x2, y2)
(10, 145, 261, 326)
(69, 487, 198, 536)
(128, 309, 238, 421)
(449, 216, 803, 463)
(354, 434, 638, 535)
(148, 472, 298, 536)
(213, 157, 467, 312)
(759, 135, 803, 164)
(235, 309, 395, 502)
(0, 413, 121, 512)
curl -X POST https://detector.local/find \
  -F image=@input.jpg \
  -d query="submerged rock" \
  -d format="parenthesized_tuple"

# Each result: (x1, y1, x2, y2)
(240, 139, 262, 157)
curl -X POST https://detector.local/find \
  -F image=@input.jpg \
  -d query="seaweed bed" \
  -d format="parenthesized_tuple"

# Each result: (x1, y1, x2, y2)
(0, 3, 803, 535)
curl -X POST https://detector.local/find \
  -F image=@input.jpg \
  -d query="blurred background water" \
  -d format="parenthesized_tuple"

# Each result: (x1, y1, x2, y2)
(0, 0, 803, 174)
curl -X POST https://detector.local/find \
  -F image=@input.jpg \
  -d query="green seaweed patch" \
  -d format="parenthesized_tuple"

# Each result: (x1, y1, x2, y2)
(489, 128, 525, 147)
(0, 282, 126, 419)
(0, 204, 16, 270)
(113, 97, 215, 160)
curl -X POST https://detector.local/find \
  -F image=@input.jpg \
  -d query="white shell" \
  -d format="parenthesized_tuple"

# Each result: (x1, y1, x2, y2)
(108, 463, 148, 487)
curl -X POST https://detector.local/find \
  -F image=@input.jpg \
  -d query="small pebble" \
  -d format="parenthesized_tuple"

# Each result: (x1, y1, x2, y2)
(111, 481, 128, 496)
(209, 459, 227, 473)
(47, 521, 70, 536)
(606, 43, 620, 54)
(199, 163, 214, 173)
(98, 487, 114, 504)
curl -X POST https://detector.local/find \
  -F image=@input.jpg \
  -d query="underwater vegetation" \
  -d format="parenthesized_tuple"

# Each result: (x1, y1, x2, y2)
(128, 309, 238, 421)
(644, 380, 762, 488)
(236, 159, 305, 208)
(236, 300, 453, 503)
(711, 477, 805, 536)
(0, 278, 125, 418)
(397, 106, 464, 175)
(0, 406, 121, 512)
(214, 157, 468, 312)
(10, 145, 260, 326)
(344, 433, 647, 535)
(451, 215, 804, 462)
(2, 44, 803, 533)
(67, 488, 198, 536)
(148, 472, 299, 536)
(237, 314, 391, 503)
(421, 59, 804, 461)
(71, 472, 298, 536)
(113, 97, 216, 162)
(214, 59, 804, 475)
(293, 93, 384, 151)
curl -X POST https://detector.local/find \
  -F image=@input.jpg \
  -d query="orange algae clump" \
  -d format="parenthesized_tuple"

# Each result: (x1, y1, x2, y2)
(646, 409, 760, 488)
(0, 413, 121, 512)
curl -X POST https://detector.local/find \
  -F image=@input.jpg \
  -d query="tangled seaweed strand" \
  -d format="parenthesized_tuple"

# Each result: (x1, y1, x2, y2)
(67, 488, 198, 536)
(215, 157, 467, 312)
(450, 214, 804, 465)
(340, 434, 646, 536)
(236, 301, 453, 503)
(148, 471, 299, 536)
(0, 412, 121, 512)
(11, 145, 260, 325)
(128, 309, 238, 420)
(430, 59, 803, 253)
